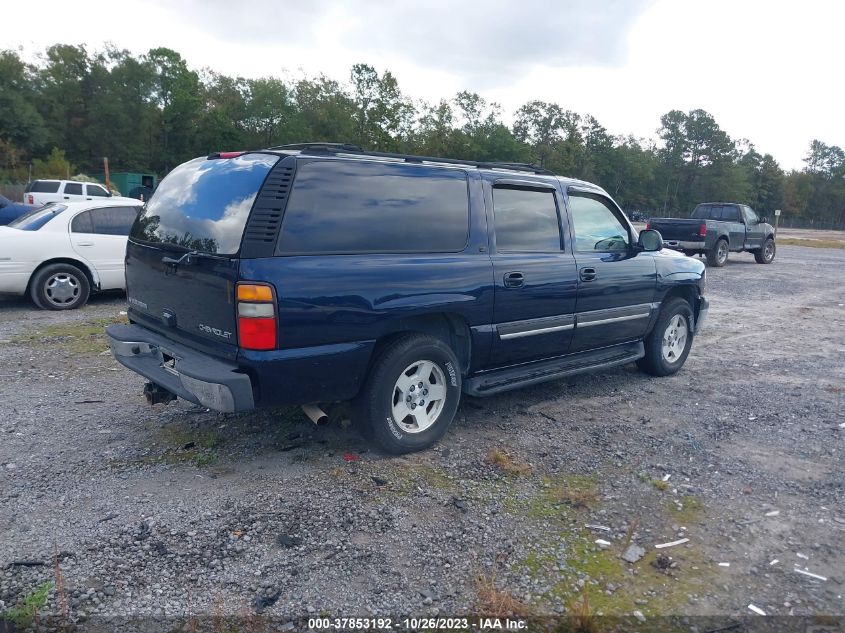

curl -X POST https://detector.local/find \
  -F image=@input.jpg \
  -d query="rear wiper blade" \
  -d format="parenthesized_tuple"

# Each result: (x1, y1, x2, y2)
(161, 251, 229, 267)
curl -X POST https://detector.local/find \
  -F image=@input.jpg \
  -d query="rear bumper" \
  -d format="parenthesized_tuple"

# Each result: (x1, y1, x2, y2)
(107, 324, 255, 413)
(664, 240, 705, 251)
(695, 297, 710, 333)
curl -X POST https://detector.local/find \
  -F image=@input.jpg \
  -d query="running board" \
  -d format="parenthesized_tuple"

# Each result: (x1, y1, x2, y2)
(464, 342, 644, 397)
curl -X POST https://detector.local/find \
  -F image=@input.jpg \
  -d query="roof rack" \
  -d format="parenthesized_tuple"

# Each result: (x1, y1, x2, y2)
(266, 143, 555, 176)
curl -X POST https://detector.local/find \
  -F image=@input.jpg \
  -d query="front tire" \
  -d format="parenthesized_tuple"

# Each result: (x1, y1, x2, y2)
(754, 238, 776, 264)
(637, 298, 694, 377)
(353, 334, 461, 454)
(706, 239, 728, 267)
(29, 263, 91, 310)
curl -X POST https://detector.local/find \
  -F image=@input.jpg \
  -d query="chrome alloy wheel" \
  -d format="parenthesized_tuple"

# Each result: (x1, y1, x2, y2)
(717, 240, 728, 265)
(661, 314, 689, 364)
(763, 240, 775, 262)
(391, 360, 447, 434)
(44, 272, 81, 307)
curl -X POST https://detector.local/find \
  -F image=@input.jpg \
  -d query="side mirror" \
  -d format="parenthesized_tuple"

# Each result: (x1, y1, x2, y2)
(637, 229, 663, 252)
(759, 216, 768, 224)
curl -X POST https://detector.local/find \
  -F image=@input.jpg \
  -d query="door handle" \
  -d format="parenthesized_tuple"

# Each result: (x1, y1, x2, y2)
(76, 242, 95, 247)
(579, 267, 597, 282)
(63, 196, 70, 199)
(503, 271, 525, 288)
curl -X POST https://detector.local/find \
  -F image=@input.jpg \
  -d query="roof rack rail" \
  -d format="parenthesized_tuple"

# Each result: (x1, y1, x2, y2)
(267, 143, 555, 176)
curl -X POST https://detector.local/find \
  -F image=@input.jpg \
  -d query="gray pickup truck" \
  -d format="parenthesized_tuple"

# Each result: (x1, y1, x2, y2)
(648, 202, 776, 267)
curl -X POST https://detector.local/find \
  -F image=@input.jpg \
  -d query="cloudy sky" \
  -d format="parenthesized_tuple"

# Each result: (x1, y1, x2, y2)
(7, 0, 843, 169)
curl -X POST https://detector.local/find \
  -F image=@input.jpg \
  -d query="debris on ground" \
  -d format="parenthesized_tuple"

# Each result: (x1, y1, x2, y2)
(794, 569, 827, 581)
(764, 510, 780, 516)
(371, 476, 389, 486)
(342, 453, 360, 462)
(595, 539, 611, 547)
(650, 554, 674, 570)
(655, 538, 690, 549)
(748, 604, 766, 615)
(621, 544, 646, 563)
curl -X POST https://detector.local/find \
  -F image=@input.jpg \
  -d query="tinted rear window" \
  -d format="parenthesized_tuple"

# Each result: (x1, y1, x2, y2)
(693, 205, 741, 221)
(130, 153, 278, 254)
(29, 181, 61, 193)
(277, 161, 469, 254)
(64, 183, 82, 195)
(7, 204, 66, 230)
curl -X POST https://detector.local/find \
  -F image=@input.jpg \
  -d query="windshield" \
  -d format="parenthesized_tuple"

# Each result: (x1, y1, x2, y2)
(7, 204, 66, 231)
(130, 153, 278, 254)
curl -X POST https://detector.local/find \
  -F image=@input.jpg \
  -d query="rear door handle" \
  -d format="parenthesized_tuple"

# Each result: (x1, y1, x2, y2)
(76, 242, 95, 247)
(503, 271, 524, 288)
(579, 267, 597, 282)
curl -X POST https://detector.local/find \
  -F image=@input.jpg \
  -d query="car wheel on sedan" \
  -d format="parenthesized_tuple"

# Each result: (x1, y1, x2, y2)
(30, 263, 91, 310)
(754, 238, 776, 264)
(706, 238, 729, 267)
(637, 297, 694, 377)
(353, 334, 461, 454)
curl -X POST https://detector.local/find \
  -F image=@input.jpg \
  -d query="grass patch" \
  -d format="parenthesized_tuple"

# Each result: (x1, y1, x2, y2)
(520, 530, 714, 617)
(2, 582, 53, 629)
(12, 315, 127, 355)
(485, 448, 532, 476)
(667, 495, 704, 523)
(778, 237, 845, 249)
(638, 472, 670, 492)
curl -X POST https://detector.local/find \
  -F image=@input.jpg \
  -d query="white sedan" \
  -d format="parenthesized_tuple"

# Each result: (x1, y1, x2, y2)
(0, 200, 143, 310)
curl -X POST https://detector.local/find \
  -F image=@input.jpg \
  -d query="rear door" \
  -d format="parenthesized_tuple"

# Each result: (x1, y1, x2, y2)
(566, 189, 656, 353)
(722, 205, 746, 250)
(125, 153, 279, 359)
(62, 182, 84, 202)
(487, 181, 578, 367)
(70, 206, 140, 289)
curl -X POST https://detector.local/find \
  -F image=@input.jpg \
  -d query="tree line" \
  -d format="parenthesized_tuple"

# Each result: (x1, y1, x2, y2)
(1, 44, 843, 227)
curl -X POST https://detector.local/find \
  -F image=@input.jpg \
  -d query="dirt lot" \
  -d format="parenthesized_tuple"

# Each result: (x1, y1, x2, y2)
(1, 245, 843, 630)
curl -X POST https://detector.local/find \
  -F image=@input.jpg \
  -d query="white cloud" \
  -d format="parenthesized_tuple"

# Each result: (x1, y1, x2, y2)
(5, 0, 843, 170)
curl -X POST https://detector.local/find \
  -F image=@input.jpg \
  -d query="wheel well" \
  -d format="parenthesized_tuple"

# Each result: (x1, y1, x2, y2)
(717, 235, 729, 245)
(662, 285, 699, 326)
(27, 258, 97, 295)
(370, 314, 472, 376)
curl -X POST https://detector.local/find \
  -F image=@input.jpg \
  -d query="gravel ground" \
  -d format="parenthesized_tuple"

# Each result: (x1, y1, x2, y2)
(0, 245, 843, 630)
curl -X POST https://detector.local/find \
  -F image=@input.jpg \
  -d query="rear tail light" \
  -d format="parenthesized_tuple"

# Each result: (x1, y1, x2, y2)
(236, 282, 277, 350)
(646, 221, 652, 230)
(27, 194, 34, 204)
(698, 223, 707, 237)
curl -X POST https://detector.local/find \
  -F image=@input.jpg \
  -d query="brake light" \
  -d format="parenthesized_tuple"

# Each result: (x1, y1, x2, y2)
(646, 221, 652, 230)
(698, 223, 707, 237)
(208, 151, 246, 160)
(236, 282, 277, 350)
(27, 194, 34, 204)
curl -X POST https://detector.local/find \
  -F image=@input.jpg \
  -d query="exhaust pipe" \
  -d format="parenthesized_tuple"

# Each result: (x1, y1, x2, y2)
(301, 404, 329, 425)
(143, 382, 177, 406)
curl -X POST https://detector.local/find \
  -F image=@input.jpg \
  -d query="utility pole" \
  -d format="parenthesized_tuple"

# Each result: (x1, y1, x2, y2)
(103, 157, 111, 192)
(774, 209, 781, 238)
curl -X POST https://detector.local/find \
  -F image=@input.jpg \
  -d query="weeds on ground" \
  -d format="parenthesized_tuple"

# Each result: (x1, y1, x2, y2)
(485, 448, 532, 476)
(475, 573, 531, 618)
(568, 591, 598, 633)
(778, 237, 845, 249)
(548, 476, 599, 509)
(2, 581, 53, 629)
(638, 472, 669, 491)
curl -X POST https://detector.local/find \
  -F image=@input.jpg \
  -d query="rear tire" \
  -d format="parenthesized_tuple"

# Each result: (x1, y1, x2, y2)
(754, 238, 776, 264)
(29, 263, 91, 310)
(637, 298, 694, 377)
(706, 238, 728, 267)
(353, 334, 461, 454)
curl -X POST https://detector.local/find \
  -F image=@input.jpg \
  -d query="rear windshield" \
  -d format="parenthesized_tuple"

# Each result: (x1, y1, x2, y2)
(8, 204, 66, 230)
(130, 153, 278, 254)
(27, 181, 61, 193)
(692, 204, 741, 221)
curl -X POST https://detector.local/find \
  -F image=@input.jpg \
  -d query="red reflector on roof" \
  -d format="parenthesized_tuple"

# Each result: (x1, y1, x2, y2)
(218, 151, 245, 159)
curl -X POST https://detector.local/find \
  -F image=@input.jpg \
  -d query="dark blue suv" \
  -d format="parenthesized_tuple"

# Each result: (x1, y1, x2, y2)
(107, 144, 708, 454)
